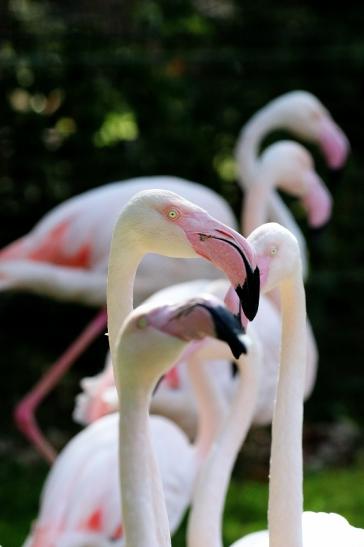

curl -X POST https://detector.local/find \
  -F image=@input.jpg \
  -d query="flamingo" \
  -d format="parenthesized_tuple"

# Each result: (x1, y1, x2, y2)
(235, 90, 349, 276)
(111, 299, 248, 547)
(187, 223, 364, 547)
(73, 141, 326, 434)
(103, 188, 259, 547)
(8, 91, 348, 459)
(24, 295, 248, 547)
(7, 178, 238, 462)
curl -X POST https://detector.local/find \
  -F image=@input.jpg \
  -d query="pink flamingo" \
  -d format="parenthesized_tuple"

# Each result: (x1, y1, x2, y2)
(5, 178, 237, 462)
(73, 141, 328, 434)
(24, 295, 248, 546)
(187, 223, 364, 547)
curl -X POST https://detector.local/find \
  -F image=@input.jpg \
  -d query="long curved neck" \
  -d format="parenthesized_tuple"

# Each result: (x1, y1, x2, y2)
(267, 195, 308, 278)
(187, 339, 261, 547)
(236, 104, 307, 272)
(107, 221, 143, 363)
(119, 381, 171, 547)
(242, 176, 272, 236)
(268, 272, 306, 547)
(107, 217, 171, 547)
(235, 101, 286, 185)
(187, 340, 232, 462)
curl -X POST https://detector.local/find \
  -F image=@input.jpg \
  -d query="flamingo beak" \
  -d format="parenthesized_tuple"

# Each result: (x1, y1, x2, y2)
(147, 297, 249, 359)
(197, 300, 249, 359)
(301, 171, 333, 228)
(182, 216, 260, 321)
(318, 117, 350, 169)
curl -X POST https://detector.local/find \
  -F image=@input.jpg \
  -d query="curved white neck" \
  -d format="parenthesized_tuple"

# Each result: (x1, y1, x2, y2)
(187, 336, 261, 547)
(268, 273, 306, 547)
(108, 222, 171, 547)
(187, 340, 233, 462)
(236, 103, 307, 272)
(107, 228, 142, 362)
(119, 385, 163, 547)
(236, 100, 286, 184)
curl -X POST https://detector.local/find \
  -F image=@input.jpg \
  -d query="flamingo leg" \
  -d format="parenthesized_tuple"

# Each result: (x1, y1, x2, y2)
(14, 308, 108, 464)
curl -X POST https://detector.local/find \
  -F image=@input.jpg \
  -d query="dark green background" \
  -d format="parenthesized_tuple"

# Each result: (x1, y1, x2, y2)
(0, 0, 363, 445)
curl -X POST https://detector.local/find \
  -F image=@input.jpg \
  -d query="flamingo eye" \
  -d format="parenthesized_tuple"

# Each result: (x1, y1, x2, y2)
(270, 246, 278, 256)
(167, 208, 180, 220)
(137, 316, 148, 329)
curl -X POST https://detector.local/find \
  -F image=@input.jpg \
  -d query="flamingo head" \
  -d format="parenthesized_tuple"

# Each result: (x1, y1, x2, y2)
(260, 141, 332, 228)
(268, 91, 350, 169)
(120, 190, 260, 321)
(247, 223, 301, 294)
(117, 296, 249, 386)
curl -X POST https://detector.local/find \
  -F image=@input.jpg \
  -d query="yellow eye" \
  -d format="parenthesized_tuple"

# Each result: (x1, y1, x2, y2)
(167, 209, 179, 220)
(270, 246, 278, 256)
(137, 316, 148, 329)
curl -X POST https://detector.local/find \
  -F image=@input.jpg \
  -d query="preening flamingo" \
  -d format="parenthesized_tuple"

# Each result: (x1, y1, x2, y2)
(24, 295, 247, 547)
(187, 224, 363, 547)
(74, 141, 326, 434)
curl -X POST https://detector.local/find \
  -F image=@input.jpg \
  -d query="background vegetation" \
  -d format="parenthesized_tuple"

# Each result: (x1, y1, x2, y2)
(0, 0, 363, 543)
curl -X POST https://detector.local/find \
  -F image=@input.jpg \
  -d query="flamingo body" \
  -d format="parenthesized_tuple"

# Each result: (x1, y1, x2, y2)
(232, 512, 364, 547)
(0, 177, 236, 305)
(24, 413, 195, 546)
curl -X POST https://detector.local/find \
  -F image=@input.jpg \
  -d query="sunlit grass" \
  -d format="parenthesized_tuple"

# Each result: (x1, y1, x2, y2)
(1, 459, 363, 545)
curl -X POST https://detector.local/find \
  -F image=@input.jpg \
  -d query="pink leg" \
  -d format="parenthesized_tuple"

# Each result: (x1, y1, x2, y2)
(14, 308, 108, 464)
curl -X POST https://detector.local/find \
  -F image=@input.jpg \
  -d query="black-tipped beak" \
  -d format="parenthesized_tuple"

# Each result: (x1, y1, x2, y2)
(236, 261, 260, 322)
(205, 234, 261, 322)
(199, 303, 248, 359)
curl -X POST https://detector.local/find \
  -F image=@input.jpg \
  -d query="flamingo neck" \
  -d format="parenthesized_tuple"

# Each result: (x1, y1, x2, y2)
(107, 226, 143, 363)
(119, 383, 171, 547)
(236, 104, 307, 273)
(242, 177, 272, 236)
(267, 195, 308, 278)
(187, 340, 231, 462)
(268, 272, 306, 547)
(187, 338, 261, 547)
(107, 217, 172, 546)
(235, 101, 286, 186)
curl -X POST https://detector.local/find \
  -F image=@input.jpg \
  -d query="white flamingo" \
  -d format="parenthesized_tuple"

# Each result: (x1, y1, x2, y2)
(187, 223, 364, 547)
(104, 189, 259, 547)
(112, 298, 249, 547)
(24, 296, 247, 547)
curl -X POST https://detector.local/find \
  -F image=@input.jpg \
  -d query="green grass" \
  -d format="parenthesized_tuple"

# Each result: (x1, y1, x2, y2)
(1, 460, 363, 546)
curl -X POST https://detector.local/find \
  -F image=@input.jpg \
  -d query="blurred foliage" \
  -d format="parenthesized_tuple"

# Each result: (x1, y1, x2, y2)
(0, 0, 363, 441)
(1, 459, 363, 544)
